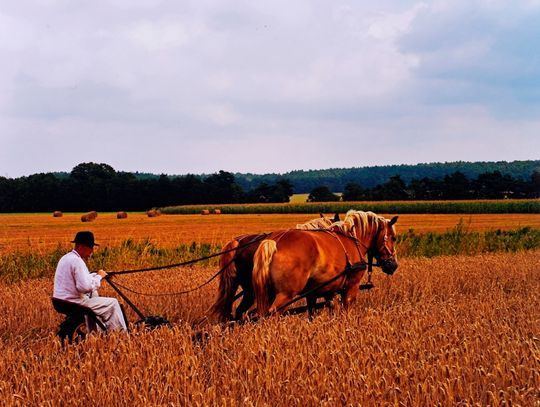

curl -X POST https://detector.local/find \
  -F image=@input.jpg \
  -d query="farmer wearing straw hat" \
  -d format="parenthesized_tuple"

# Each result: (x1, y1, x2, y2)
(53, 231, 127, 332)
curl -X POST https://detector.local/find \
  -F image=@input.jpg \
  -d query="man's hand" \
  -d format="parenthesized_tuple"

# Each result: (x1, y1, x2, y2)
(97, 269, 108, 278)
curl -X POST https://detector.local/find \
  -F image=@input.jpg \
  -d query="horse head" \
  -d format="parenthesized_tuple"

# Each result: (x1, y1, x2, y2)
(370, 215, 399, 275)
(341, 210, 399, 275)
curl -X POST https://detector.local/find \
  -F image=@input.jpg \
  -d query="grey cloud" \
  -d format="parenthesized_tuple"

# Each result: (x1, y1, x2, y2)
(398, 2, 540, 115)
(0, 1, 538, 177)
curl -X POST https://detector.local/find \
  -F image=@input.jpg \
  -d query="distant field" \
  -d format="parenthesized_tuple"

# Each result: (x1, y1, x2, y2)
(1, 212, 539, 255)
(289, 193, 310, 203)
(162, 199, 540, 214)
(289, 193, 342, 203)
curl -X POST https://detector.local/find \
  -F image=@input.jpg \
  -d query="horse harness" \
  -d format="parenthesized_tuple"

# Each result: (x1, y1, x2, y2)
(273, 228, 374, 313)
(322, 229, 378, 292)
(318, 220, 395, 291)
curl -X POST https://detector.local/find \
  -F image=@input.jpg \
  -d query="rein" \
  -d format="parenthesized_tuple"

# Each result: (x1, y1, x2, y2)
(105, 254, 237, 297)
(101, 234, 269, 301)
(106, 233, 270, 277)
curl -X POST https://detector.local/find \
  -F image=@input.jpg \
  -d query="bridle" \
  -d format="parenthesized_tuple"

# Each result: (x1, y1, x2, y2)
(367, 220, 397, 274)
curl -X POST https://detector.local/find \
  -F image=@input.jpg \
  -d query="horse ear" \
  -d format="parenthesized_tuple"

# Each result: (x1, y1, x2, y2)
(389, 216, 399, 226)
(333, 213, 340, 222)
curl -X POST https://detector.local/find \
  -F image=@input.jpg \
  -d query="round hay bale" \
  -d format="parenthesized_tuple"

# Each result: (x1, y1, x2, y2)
(147, 209, 161, 217)
(201, 209, 210, 215)
(81, 211, 98, 222)
(53, 211, 63, 217)
(213, 209, 221, 214)
(116, 211, 128, 219)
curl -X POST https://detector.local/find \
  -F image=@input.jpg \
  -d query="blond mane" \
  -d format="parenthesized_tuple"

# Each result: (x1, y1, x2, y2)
(295, 211, 385, 238)
(295, 216, 334, 230)
(339, 210, 384, 239)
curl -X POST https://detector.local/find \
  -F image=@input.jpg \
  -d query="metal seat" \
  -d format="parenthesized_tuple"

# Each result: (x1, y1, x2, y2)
(51, 297, 107, 336)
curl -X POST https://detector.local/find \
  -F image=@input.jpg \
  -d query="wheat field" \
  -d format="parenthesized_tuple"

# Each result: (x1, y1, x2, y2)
(0, 251, 538, 406)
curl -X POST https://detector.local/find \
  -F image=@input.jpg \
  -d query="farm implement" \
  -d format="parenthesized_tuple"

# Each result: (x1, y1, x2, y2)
(55, 247, 376, 343)
(52, 236, 267, 343)
(52, 214, 394, 343)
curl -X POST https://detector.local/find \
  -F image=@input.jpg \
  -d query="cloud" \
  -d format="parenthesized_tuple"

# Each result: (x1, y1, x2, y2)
(0, 1, 538, 177)
(398, 1, 540, 115)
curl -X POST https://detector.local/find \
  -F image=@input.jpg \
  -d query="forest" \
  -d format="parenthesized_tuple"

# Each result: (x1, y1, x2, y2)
(0, 161, 538, 212)
(233, 160, 540, 191)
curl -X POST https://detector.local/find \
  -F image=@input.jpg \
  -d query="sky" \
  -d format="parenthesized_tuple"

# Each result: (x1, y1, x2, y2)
(1, 0, 540, 178)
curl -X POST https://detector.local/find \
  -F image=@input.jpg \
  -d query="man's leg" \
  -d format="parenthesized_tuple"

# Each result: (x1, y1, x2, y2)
(81, 296, 128, 332)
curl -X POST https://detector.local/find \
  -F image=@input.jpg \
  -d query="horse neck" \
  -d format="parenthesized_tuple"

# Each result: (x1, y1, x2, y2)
(353, 214, 381, 250)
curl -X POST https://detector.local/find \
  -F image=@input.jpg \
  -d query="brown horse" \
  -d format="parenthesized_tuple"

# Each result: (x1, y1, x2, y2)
(252, 210, 399, 316)
(210, 213, 340, 322)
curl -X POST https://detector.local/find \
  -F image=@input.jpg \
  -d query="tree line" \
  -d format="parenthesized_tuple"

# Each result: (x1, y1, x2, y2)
(234, 160, 540, 192)
(0, 163, 293, 212)
(309, 171, 539, 202)
(0, 162, 538, 212)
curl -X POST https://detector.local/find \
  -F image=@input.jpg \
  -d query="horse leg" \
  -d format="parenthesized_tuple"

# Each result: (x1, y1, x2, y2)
(339, 270, 365, 310)
(323, 292, 336, 311)
(210, 279, 239, 323)
(343, 293, 356, 309)
(268, 292, 296, 315)
(234, 290, 254, 321)
(306, 294, 317, 319)
(341, 283, 362, 310)
(306, 293, 334, 318)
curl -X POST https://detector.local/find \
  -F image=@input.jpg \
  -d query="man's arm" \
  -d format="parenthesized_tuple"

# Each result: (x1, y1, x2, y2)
(72, 260, 103, 294)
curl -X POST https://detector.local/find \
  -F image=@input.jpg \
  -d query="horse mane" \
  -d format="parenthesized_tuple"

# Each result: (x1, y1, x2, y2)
(327, 221, 349, 235)
(295, 211, 383, 237)
(295, 216, 334, 230)
(339, 210, 384, 239)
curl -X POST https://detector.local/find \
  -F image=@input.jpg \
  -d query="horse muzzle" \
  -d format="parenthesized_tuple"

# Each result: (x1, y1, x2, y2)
(379, 256, 398, 275)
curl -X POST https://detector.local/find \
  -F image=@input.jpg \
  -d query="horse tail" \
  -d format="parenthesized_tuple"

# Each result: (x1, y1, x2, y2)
(252, 239, 277, 316)
(209, 239, 240, 322)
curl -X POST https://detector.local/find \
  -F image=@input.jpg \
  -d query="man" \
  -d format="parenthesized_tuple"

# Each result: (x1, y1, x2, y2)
(53, 231, 127, 332)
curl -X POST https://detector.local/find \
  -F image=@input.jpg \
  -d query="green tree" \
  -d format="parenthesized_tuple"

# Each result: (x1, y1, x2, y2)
(473, 171, 516, 199)
(441, 172, 471, 199)
(342, 182, 367, 201)
(529, 170, 540, 198)
(246, 179, 293, 203)
(70, 162, 116, 181)
(308, 186, 340, 202)
(203, 170, 244, 203)
(371, 175, 409, 200)
(408, 177, 442, 200)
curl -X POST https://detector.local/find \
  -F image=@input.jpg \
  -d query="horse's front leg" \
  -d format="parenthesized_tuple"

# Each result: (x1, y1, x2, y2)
(306, 294, 318, 319)
(268, 292, 296, 315)
(306, 292, 336, 319)
(323, 292, 336, 310)
(341, 273, 365, 309)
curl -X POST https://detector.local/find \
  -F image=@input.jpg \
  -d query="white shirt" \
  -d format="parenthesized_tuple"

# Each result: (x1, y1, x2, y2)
(53, 250, 102, 301)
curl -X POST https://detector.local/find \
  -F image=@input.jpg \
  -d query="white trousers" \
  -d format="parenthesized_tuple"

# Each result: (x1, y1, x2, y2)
(79, 296, 128, 332)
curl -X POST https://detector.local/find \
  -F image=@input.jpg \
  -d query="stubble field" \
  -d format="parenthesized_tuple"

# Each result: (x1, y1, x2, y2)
(0, 212, 539, 405)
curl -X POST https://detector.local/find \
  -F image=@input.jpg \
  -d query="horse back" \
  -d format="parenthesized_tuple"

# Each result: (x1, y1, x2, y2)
(273, 229, 362, 264)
